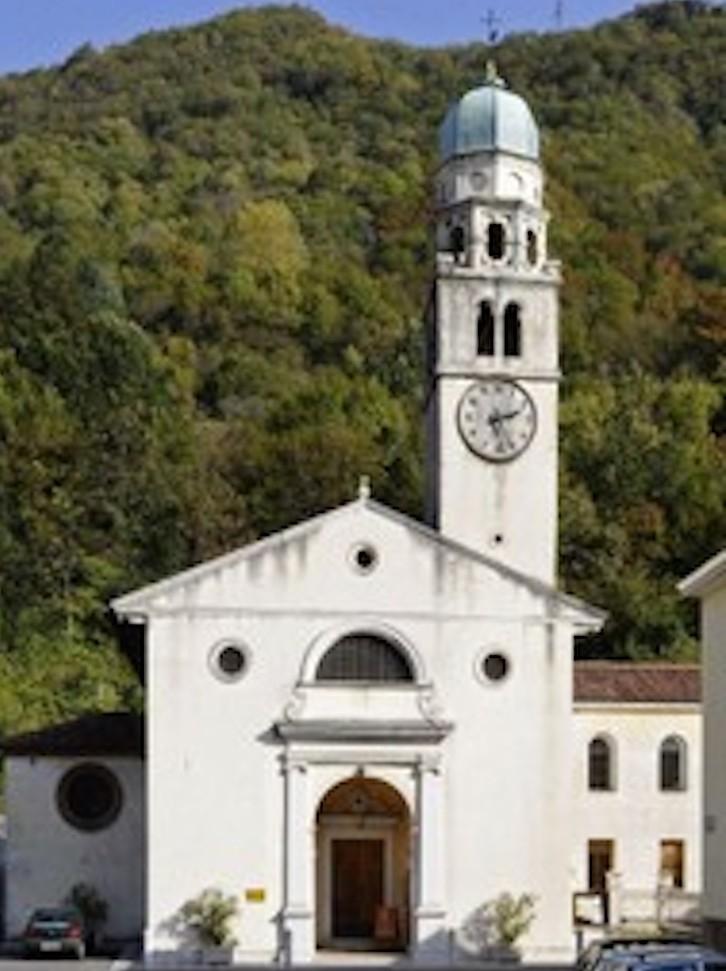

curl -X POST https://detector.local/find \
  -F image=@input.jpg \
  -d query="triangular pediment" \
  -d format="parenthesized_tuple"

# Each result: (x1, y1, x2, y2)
(111, 496, 604, 629)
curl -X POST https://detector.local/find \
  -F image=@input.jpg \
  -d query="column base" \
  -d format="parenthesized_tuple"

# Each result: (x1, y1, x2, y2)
(282, 907, 314, 965)
(413, 907, 449, 965)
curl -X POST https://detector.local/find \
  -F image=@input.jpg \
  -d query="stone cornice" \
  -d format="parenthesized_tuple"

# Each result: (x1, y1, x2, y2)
(275, 720, 453, 745)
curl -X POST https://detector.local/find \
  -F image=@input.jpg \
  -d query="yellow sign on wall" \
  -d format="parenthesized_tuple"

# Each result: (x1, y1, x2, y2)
(245, 888, 266, 903)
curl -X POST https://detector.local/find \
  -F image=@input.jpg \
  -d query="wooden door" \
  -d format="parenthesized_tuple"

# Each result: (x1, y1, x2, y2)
(588, 839, 614, 891)
(661, 840, 684, 888)
(332, 839, 384, 938)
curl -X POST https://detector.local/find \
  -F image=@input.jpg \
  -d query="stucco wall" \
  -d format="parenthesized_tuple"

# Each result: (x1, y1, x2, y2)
(5, 756, 144, 940)
(571, 705, 702, 893)
(703, 583, 726, 922)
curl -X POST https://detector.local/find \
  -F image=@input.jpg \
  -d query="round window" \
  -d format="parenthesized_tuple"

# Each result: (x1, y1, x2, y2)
(57, 763, 123, 832)
(483, 652, 509, 682)
(209, 641, 249, 682)
(349, 543, 379, 575)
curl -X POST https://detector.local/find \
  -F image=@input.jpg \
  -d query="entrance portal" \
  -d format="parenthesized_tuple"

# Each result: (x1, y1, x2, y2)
(316, 776, 410, 952)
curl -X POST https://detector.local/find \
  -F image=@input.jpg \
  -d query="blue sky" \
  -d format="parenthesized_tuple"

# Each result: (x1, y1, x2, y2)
(2, 0, 638, 75)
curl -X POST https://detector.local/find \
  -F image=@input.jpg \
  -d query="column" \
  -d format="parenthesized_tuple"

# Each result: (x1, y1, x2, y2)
(413, 755, 449, 963)
(282, 755, 314, 964)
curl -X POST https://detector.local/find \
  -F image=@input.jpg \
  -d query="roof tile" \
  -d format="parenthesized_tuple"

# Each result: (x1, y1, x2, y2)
(1, 712, 143, 757)
(574, 662, 700, 704)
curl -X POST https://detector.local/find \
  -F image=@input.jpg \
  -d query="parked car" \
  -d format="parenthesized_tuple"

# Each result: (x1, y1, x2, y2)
(22, 906, 86, 959)
(588, 943, 726, 971)
(577, 936, 702, 971)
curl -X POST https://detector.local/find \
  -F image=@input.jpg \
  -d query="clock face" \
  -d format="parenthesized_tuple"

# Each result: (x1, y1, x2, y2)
(457, 380, 537, 462)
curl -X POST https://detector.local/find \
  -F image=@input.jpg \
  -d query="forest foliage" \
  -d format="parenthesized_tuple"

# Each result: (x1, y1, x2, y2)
(0, 1, 724, 737)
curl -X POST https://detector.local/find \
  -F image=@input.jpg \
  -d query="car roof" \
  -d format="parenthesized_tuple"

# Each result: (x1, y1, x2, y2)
(599, 948, 716, 971)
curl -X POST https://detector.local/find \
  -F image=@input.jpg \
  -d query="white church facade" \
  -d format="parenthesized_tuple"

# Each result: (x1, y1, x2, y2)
(1, 76, 704, 964)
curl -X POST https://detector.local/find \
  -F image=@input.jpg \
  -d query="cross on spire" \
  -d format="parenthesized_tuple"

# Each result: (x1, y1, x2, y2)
(481, 9, 500, 45)
(554, 0, 565, 29)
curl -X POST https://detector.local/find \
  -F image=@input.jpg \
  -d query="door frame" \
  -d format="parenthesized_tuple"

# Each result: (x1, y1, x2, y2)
(317, 818, 397, 946)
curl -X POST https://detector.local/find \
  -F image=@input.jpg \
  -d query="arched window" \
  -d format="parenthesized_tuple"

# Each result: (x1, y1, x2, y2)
(487, 222, 505, 260)
(449, 225, 466, 263)
(504, 303, 522, 357)
(588, 736, 615, 791)
(477, 301, 495, 356)
(526, 229, 538, 266)
(660, 736, 687, 791)
(316, 634, 414, 683)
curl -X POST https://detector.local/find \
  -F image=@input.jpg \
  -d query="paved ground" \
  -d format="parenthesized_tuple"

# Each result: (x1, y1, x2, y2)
(0, 961, 114, 971)
(0, 962, 574, 971)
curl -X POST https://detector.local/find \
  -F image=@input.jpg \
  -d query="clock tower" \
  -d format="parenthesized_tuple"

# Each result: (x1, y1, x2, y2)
(425, 70, 561, 584)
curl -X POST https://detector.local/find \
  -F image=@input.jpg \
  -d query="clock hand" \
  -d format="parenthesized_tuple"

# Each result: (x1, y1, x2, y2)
(498, 408, 523, 421)
(488, 412, 515, 450)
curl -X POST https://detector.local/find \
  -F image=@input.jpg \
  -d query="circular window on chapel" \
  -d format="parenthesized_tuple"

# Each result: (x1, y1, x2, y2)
(483, 652, 510, 682)
(209, 641, 250, 682)
(349, 542, 379, 575)
(474, 648, 511, 685)
(57, 763, 123, 832)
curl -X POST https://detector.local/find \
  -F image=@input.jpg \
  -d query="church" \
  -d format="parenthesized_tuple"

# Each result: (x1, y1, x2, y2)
(2, 75, 703, 965)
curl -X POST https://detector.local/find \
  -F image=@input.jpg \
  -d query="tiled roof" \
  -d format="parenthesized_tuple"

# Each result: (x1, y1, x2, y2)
(574, 662, 700, 704)
(1, 712, 143, 757)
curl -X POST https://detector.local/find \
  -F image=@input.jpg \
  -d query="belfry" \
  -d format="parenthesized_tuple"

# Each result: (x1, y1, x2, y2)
(426, 68, 561, 583)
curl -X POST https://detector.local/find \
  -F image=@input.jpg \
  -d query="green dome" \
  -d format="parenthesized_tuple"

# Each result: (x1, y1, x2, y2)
(439, 77, 539, 161)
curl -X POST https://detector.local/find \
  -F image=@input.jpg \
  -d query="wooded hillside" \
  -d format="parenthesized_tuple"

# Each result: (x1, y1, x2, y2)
(0, 1, 724, 736)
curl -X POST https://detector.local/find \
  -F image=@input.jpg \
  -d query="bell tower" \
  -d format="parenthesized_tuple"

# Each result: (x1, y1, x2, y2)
(425, 70, 561, 584)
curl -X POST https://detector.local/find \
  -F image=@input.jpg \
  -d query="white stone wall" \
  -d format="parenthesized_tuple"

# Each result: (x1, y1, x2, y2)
(141, 502, 581, 963)
(5, 756, 144, 940)
(436, 153, 544, 210)
(703, 583, 726, 923)
(571, 705, 702, 895)
(432, 373, 559, 585)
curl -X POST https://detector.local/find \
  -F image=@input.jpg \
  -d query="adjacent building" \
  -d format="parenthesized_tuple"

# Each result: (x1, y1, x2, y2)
(573, 663, 701, 927)
(680, 551, 726, 949)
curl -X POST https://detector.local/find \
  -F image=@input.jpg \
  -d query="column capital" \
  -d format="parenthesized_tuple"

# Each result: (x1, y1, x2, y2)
(281, 753, 308, 774)
(417, 753, 442, 775)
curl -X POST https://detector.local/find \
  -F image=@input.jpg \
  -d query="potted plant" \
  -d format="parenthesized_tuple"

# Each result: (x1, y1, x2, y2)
(179, 888, 239, 965)
(487, 892, 536, 960)
(461, 891, 537, 961)
(66, 882, 108, 954)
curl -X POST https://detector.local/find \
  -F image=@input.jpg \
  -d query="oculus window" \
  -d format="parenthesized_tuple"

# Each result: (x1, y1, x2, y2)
(482, 652, 509, 682)
(57, 763, 123, 832)
(209, 641, 249, 682)
(349, 543, 379, 574)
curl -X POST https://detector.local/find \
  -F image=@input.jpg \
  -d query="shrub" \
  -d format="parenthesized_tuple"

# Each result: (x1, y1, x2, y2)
(179, 888, 239, 949)
(489, 892, 536, 948)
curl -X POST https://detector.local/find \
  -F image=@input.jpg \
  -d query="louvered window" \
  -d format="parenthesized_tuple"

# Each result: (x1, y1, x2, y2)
(504, 303, 522, 357)
(477, 301, 495, 356)
(316, 634, 413, 683)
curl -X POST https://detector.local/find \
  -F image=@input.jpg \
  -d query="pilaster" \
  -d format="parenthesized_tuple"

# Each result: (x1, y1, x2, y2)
(282, 755, 314, 964)
(413, 756, 448, 963)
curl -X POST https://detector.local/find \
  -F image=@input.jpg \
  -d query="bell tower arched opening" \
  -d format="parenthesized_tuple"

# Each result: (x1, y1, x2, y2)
(316, 775, 410, 953)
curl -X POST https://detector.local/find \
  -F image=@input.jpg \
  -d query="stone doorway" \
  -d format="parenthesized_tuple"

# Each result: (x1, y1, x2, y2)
(316, 775, 410, 952)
